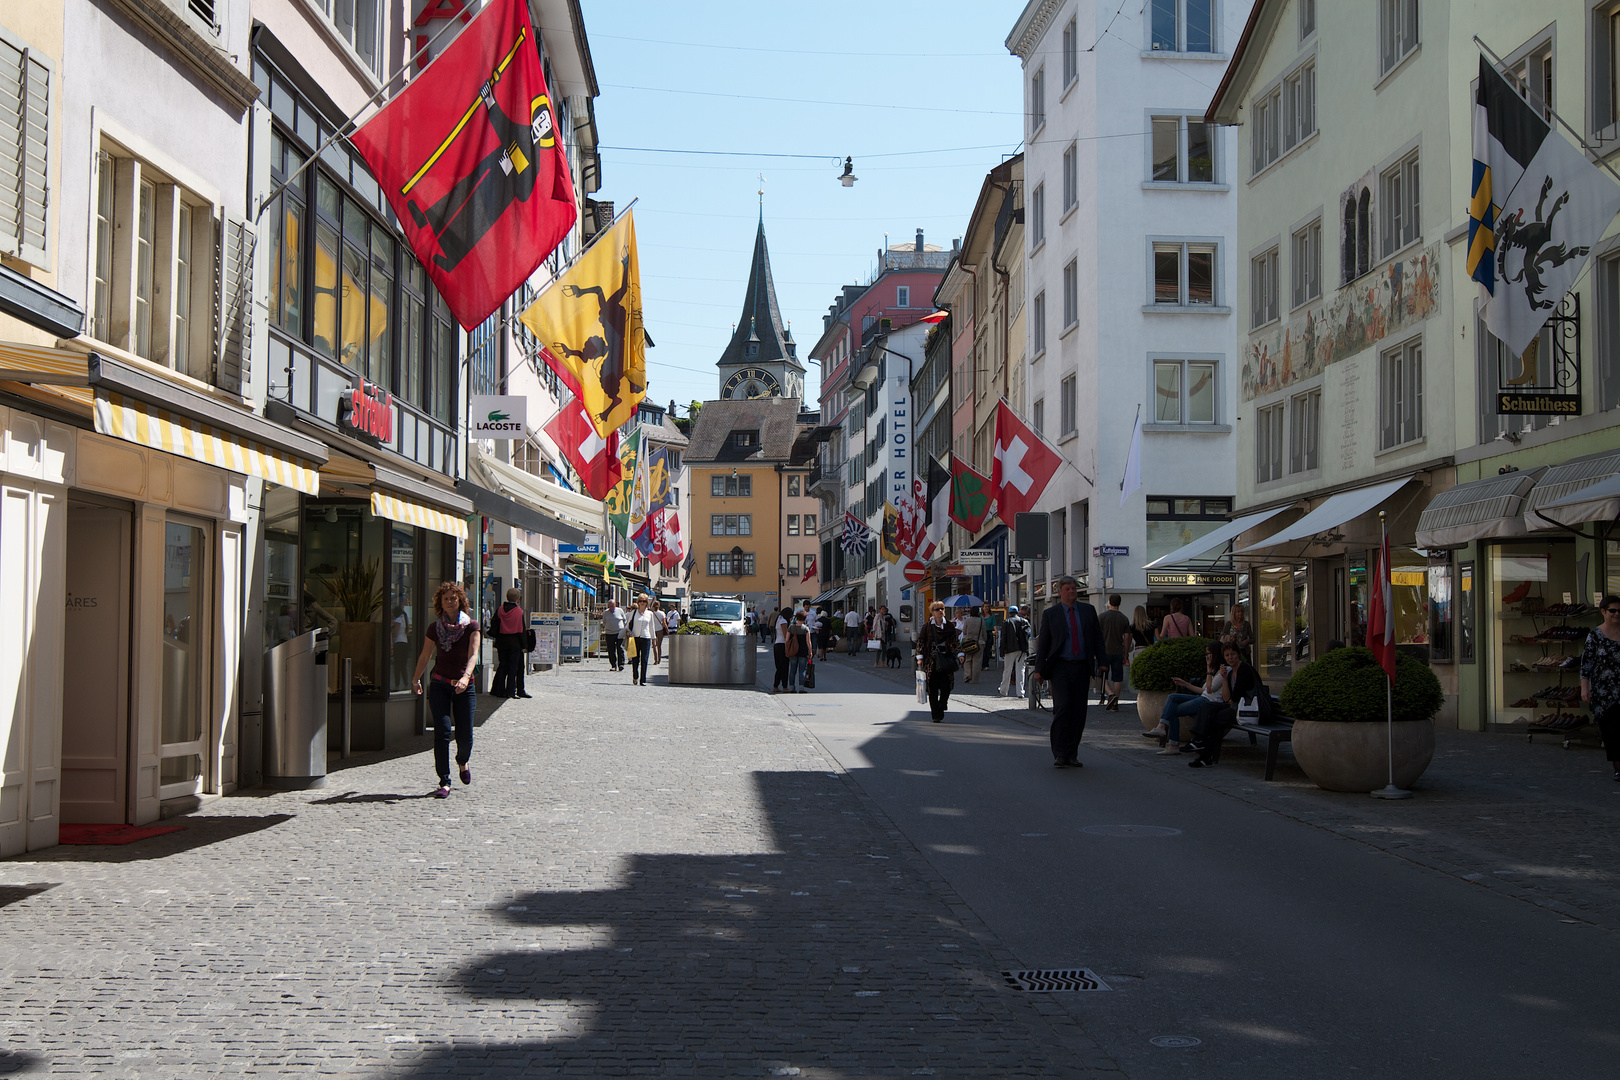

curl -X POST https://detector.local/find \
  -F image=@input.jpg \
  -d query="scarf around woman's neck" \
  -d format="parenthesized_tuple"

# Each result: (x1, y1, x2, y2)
(434, 609, 472, 651)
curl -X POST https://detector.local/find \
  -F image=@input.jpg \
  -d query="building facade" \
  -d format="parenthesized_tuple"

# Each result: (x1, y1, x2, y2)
(1008, 0, 1249, 631)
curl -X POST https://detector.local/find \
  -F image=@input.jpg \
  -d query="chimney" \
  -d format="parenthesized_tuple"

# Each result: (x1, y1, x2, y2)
(915, 228, 924, 252)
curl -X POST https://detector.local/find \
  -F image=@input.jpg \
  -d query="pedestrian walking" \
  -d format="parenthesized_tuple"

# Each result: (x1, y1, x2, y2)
(814, 606, 831, 660)
(916, 600, 965, 722)
(1032, 575, 1103, 769)
(1581, 594, 1620, 783)
(664, 603, 682, 652)
(1098, 595, 1132, 710)
(844, 605, 862, 655)
(786, 611, 811, 693)
(601, 599, 626, 671)
(627, 595, 658, 686)
(1222, 604, 1255, 665)
(1159, 596, 1194, 639)
(871, 605, 896, 667)
(411, 581, 480, 799)
(998, 604, 1032, 698)
(490, 587, 530, 698)
(650, 600, 667, 665)
(959, 606, 985, 683)
(772, 605, 792, 692)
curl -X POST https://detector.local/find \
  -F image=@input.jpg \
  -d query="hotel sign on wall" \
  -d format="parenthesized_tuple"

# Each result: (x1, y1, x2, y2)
(339, 380, 395, 444)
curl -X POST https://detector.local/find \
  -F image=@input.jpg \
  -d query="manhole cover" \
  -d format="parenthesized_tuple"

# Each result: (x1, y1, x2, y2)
(1150, 1036, 1202, 1048)
(1001, 969, 1111, 992)
(1080, 824, 1182, 837)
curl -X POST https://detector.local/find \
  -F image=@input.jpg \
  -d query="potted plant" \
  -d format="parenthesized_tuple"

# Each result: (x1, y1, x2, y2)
(669, 620, 757, 684)
(320, 558, 387, 694)
(1280, 647, 1444, 791)
(1126, 636, 1214, 731)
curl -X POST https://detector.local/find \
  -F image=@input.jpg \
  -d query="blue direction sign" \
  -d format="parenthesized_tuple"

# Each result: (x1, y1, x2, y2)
(558, 544, 601, 554)
(1092, 545, 1130, 557)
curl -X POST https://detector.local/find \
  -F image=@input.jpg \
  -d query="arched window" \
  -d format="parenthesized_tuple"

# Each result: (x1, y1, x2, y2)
(1342, 198, 1358, 285)
(1356, 188, 1371, 278)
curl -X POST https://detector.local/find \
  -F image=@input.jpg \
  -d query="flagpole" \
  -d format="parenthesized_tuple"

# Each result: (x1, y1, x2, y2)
(1372, 511, 1413, 800)
(1474, 36, 1620, 189)
(254, 12, 477, 221)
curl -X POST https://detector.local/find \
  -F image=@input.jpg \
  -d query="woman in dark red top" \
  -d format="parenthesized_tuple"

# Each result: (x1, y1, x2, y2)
(412, 581, 481, 798)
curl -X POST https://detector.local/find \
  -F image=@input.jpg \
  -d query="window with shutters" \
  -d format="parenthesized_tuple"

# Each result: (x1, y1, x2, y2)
(0, 29, 52, 269)
(87, 144, 239, 389)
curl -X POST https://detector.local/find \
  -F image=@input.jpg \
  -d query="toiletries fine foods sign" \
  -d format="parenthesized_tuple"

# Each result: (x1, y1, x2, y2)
(471, 395, 527, 438)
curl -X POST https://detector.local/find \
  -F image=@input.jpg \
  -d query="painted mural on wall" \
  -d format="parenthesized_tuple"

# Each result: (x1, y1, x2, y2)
(1241, 241, 1441, 402)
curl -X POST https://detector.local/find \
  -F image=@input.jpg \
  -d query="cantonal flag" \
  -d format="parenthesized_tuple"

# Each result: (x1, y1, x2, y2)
(992, 400, 1061, 522)
(918, 455, 952, 561)
(349, 0, 577, 330)
(542, 395, 622, 501)
(950, 458, 993, 534)
(1367, 527, 1397, 683)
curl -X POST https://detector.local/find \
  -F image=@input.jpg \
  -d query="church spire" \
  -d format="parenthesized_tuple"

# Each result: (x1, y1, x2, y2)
(717, 213, 799, 371)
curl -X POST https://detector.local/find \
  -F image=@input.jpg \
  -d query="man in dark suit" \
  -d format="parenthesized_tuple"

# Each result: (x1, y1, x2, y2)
(1033, 575, 1105, 768)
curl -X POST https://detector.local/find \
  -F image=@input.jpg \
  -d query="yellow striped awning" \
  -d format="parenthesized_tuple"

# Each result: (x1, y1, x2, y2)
(94, 391, 320, 495)
(0, 340, 91, 382)
(370, 490, 469, 541)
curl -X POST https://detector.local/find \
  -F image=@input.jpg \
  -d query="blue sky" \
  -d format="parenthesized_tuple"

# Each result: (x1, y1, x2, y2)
(587, 2, 1027, 413)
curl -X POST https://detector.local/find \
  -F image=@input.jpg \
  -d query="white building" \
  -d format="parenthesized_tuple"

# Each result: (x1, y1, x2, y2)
(1007, 0, 1251, 630)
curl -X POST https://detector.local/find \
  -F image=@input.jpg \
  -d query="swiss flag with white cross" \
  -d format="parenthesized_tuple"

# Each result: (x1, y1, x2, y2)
(991, 400, 1061, 523)
(542, 395, 623, 501)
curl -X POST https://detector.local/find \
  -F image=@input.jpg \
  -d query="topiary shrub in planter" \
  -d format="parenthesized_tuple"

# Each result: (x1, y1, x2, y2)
(676, 620, 726, 635)
(1281, 647, 1443, 791)
(1128, 636, 1214, 731)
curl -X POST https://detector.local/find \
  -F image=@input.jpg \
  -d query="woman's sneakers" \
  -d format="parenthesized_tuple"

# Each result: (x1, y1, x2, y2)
(459, 765, 472, 786)
(434, 783, 451, 798)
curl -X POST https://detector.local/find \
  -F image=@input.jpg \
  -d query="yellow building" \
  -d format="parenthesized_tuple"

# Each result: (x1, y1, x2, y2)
(686, 398, 818, 615)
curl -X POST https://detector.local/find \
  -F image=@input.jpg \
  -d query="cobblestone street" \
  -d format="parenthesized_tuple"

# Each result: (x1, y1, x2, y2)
(0, 661, 1093, 1078)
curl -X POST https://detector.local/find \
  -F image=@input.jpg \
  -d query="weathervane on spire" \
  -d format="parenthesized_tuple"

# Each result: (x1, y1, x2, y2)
(757, 172, 766, 208)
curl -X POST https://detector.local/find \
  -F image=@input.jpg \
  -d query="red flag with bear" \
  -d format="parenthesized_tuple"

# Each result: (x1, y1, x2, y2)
(349, 0, 576, 330)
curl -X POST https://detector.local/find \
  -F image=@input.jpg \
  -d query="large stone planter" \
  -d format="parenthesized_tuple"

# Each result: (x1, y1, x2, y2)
(1291, 718, 1436, 792)
(668, 633, 758, 685)
(1134, 690, 1169, 731)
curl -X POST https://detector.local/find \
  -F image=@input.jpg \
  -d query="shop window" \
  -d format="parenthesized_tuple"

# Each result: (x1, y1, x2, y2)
(1491, 544, 1587, 728)
(389, 524, 417, 691)
(263, 484, 302, 647)
(1428, 557, 1452, 663)
(160, 521, 208, 798)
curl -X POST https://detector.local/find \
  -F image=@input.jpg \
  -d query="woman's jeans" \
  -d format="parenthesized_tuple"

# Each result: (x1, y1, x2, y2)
(773, 643, 789, 688)
(1159, 693, 1206, 742)
(630, 637, 652, 683)
(787, 653, 805, 689)
(428, 679, 475, 784)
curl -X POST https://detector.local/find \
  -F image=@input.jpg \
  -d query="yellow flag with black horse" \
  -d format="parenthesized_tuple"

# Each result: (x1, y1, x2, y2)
(521, 210, 649, 438)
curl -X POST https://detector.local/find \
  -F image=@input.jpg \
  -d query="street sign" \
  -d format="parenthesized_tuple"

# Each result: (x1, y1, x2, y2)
(559, 544, 601, 554)
(945, 565, 966, 577)
(956, 549, 996, 567)
(1093, 545, 1130, 557)
(1007, 554, 1024, 576)
(1014, 512, 1050, 559)
(903, 559, 926, 583)
(489, 543, 510, 556)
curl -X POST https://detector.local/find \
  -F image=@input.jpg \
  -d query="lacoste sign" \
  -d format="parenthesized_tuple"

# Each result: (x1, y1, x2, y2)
(470, 394, 528, 439)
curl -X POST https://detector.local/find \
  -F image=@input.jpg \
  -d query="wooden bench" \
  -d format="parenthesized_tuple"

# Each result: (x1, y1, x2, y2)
(1230, 716, 1296, 781)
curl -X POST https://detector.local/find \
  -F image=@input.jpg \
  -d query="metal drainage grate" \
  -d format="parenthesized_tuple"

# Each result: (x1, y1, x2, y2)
(1002, 968, 1111, 992)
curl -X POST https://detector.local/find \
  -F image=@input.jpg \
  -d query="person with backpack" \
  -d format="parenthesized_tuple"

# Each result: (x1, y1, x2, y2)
(997, 605, 1032, 699)
(785, 610, 811, 693)
(915, 600, 965, 722)
(490, 587, 530, 698)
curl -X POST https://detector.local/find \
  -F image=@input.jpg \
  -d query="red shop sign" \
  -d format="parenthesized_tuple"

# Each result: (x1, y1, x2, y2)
(339, 380, 395, 444)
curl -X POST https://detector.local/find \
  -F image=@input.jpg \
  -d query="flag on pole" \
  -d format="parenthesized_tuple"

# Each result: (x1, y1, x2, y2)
(646, 443, 676, 513)
(542, 396, 622, 501)
(896, 479, 919, 559)
(991, 400, 1061, 522)
(626, 436, 652, 560)
(656, 508, 683, 570)
(1367, 525, 1397, 683)
(349, 0, 576, 330)
(919, 455, 952, 561)
(1471, 55, 1620, 356)
(881, 502, 901, 564)
(840, 511, 873, 556)
(801, 554, 817, 583)
(1120, 405, 1143, 508)
(604, 428, 642, 538)
(521, 210, 648, 437)
(950, 458, 993, 534)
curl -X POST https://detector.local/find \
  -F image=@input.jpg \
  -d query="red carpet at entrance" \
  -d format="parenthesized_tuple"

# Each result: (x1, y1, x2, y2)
(58, 823, 186, 845)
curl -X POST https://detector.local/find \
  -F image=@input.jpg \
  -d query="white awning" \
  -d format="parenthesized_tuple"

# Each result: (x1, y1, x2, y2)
(469, 444, 605, 532)
(1238, 476, 1414, 552)
(1524, 451, 1620, 529)
(1142, 506, 1292, 569)
(1414, 468, 1545, 549)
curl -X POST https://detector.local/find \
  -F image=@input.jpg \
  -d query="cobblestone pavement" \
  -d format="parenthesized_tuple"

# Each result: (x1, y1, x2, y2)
(1, 660, 1102, 1078)
(843, 650, 1620, 932)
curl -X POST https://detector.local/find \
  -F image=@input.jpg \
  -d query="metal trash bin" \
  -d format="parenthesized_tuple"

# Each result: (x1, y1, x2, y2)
(264, 629, 329, 788)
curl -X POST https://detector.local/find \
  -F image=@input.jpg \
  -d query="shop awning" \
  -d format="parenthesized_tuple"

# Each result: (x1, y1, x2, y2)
(1142, 506, 1292, 569)
(562, 572, 598, 596)
(1239, 476, 1414, 552)
(1524, 451, 1620, 529)
(457, 477, 586, 546)
(469, 444, 605, 533)
(94, 390, 322, 495)
(370, 490, 468, 540)
(1414, 468, 1545, 548)
(810, 584, 855, 604)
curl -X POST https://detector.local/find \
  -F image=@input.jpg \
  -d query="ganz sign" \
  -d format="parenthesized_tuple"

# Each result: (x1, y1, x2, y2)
(339, 380, 394, 444)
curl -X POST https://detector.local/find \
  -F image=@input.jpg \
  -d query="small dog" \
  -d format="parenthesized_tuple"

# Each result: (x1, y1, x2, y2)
(884, 646, 903, 667)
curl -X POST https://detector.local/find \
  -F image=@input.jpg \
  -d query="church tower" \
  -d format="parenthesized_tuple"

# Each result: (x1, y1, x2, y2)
(716, 212, 805, 401)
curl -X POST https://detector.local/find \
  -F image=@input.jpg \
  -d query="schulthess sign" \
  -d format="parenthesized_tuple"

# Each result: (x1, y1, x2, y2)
(339, 380, 394, 444)
(470, 394, 527, 438)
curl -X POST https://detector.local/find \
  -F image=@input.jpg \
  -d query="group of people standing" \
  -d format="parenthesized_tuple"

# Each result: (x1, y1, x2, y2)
(599, 596, 685, 686)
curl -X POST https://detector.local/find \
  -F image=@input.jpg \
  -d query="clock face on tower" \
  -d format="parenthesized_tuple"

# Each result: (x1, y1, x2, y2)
(723, 367, 782, 399)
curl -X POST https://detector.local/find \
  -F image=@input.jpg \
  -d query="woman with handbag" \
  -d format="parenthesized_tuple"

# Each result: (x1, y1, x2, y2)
(772, 606, 793, 692)
(916, 600, 965, 722)
(627, 595, 659, 686)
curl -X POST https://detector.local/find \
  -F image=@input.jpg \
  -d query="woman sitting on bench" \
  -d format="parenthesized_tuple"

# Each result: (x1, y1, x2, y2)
(1186, 642, 1260, 769)
(1143, 641, 1224, 754)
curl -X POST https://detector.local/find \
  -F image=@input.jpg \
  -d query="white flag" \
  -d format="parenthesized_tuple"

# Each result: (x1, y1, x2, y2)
(1119, 406, 1142, 508)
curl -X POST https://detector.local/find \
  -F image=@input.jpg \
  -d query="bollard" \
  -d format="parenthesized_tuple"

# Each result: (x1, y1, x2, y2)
(341, 657, 353, 759)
